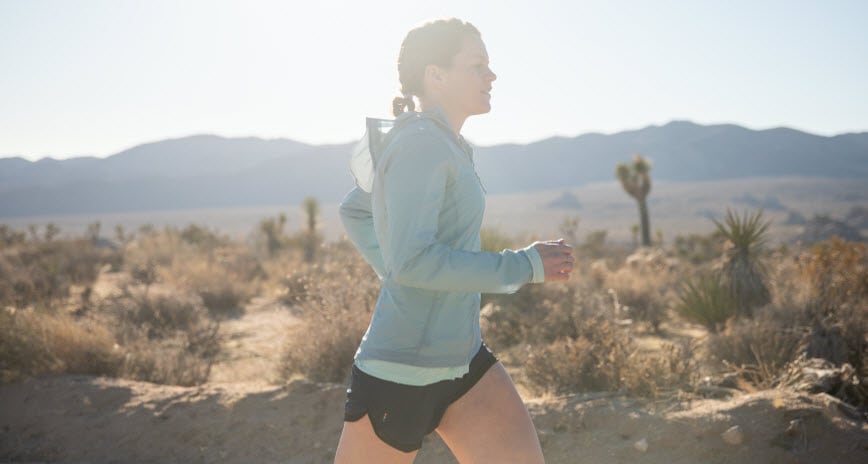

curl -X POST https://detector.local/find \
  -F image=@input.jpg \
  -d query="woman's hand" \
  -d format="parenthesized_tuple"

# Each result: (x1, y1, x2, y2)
(533, 239, 575, 282)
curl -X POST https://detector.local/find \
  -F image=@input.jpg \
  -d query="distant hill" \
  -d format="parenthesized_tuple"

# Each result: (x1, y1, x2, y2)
(1, 122, 866, 217)
(472, 121, 868, 193)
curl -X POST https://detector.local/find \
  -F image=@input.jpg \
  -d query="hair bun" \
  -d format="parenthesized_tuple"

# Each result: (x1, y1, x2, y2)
(392, 95, 415, 117)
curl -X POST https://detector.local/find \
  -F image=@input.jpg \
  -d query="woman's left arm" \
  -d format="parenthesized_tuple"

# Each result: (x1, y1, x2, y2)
(339, 186, 386, 279)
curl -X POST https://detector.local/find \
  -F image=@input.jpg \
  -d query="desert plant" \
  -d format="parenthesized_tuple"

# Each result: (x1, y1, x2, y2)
(0, 308, 123, 383)
(708, 305, 806, 389)
(714, 209, 771, 318)
(675, 272, 735, 332)
(0, 225, 27, 248)
(180, 224, 227, 250)
(524, 311, 695, 397)
(105, 289, 221, 386)
(302, 197, 323, 262)
(278, 253, 380, 383)
(798, 238, 868, 379)
(479, 226, 515, 253)
(558, 215, 580, 246)
(580, 230, 608, 259)
(0, 238, 109, 311)
(257, 213, 288, 257)
(615, 153, 652, 246)
(673, 231, 725, 265)
(158, 244, 260, 319)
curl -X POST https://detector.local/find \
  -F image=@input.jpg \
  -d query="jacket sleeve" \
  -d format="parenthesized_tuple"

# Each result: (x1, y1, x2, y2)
(339, 186, 386, 279)
(380, 134, 545, 293)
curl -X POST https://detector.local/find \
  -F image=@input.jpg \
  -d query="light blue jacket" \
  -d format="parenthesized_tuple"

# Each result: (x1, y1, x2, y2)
(339, 106, 544, 385)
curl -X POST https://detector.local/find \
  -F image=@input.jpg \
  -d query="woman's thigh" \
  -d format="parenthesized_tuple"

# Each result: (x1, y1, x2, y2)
(435, 362, 544, 464)
(333, 414, 418, 464)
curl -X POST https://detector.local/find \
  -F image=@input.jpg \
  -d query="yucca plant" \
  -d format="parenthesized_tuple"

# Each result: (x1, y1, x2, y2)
(713, 209, 771, 318)
(615, 154, 652, 246)
(675, 272, 735, 332)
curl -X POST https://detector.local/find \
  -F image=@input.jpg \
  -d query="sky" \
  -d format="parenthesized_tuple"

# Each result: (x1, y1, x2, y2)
(1, 0, 867, 161)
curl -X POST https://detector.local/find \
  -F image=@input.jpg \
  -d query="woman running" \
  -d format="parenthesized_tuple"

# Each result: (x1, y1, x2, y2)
(335, 18, 574, 463)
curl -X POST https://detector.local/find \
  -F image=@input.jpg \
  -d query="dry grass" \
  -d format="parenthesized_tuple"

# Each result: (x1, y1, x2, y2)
(0, 308, 122, 383)
(0, 238, 115, 311)
(519, 289, 696, 398)
(602, 248, 681, 332)
(277, 244, 380, 383)
(3, 220, 866, 409)
(707, 305, 806, 388)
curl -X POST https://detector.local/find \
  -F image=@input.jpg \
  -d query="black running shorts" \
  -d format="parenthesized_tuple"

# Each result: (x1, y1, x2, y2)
(343, 342, 498, 452)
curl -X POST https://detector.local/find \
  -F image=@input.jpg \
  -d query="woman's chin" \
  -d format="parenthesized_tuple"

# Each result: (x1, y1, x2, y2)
(474, 102, 492, 115)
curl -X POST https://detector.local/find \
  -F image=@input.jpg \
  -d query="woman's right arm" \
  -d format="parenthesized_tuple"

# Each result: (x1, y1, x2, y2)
(339, 186, 386, 279)
(379, 133, 572, 293)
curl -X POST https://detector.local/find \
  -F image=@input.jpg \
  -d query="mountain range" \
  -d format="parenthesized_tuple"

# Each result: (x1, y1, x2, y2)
(1, 121, 866, 217)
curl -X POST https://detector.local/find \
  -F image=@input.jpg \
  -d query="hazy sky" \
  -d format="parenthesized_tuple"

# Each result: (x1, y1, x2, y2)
(2, 0, 866, 161)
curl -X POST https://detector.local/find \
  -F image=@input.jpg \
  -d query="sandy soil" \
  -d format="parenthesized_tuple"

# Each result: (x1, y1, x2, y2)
(2, 274, 867, 463)
(208, 296, 301, 385)
(2, 375, 866, 463)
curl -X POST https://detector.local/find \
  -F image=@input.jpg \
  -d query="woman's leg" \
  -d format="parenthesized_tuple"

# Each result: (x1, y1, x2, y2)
(333, 414, 418, 464)
(435, 362, 545, 464)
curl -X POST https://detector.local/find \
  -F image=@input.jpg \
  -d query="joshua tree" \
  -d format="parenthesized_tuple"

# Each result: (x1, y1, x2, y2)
(615, 154, 652, 246)
(303, 197, 321, 262)
(713, 209, 771, 318)
(258, 213, 287, 257)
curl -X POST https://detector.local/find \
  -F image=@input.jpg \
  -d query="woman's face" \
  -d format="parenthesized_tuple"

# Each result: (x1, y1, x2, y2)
(430, 34, 497, 118)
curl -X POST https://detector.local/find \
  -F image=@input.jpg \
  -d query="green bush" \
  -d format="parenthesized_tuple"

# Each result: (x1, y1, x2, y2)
(675, 273, 735, 332)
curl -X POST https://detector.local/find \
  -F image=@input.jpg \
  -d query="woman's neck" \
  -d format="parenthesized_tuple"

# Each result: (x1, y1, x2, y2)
(418, 99, 466, 139)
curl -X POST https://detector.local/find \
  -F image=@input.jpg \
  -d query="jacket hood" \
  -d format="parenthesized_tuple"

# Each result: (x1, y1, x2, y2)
(350, 105, 467, 193)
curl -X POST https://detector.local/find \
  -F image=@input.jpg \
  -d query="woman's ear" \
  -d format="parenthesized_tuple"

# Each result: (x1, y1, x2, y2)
(424, 64, 444, 90)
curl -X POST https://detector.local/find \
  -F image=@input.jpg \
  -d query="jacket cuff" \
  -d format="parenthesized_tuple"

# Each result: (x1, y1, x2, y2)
(520, 243, 545, 283)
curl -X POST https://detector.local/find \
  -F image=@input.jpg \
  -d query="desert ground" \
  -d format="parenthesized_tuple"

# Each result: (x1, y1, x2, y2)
(2, 175, 867, 463)
(2, 270, 866, 463)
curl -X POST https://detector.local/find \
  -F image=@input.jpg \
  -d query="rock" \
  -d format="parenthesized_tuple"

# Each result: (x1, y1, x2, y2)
(633, 438, 648, 453)
(721, 425, 744, 446)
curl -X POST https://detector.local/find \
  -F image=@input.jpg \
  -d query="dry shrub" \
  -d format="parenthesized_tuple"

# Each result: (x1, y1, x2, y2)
(125, 227, 261, 319)
(278, 252, 380, 383)
(524, 315, 630, 394)
(101, 289, 221, 386)
(164, 251, 259, 319)
(708, 305, 806, 388)
(799, 237, 867, 315)
(0, 308, 122, 383)
(0, 229, 222, 386)
(482, 283, 583, 349)
(480, 226, 517, 253)
(708, 238, 867, 394)
(673, 231, 725, 265)
(119, 333, 218, 387)
(798, 238, 868, 379)
(603, 252, 681, 332)
(492, 285, 695, 398)
(522, 299, 695, 397)
(0, 239, 112, 310)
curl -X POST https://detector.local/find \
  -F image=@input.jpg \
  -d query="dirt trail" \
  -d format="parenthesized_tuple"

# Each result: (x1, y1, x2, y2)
(208, 296, 300, 384)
